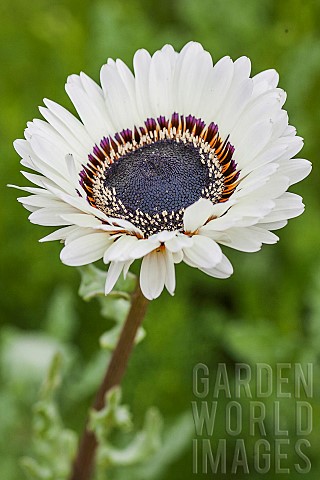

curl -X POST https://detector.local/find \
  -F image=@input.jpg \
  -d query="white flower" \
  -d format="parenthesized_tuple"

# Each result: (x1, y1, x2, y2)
(13, 42, 311, 300)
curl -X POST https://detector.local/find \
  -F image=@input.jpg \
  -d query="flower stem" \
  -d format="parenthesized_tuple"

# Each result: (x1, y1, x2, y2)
(69, 283, 149, 480)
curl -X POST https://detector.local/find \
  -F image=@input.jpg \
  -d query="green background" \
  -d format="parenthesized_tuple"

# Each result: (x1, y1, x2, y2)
(1, 0, 320, 478)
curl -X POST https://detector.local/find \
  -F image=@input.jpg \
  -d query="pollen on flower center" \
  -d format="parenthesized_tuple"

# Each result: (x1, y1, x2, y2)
(81, 113, 239, 237)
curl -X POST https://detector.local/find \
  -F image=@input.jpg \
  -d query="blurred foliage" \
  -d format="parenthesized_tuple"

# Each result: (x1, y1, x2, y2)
(19, 350, 165, 480)
(20, 354, 78, 480)
(1, 0, 320, 478)
(1, 268, 189, 479)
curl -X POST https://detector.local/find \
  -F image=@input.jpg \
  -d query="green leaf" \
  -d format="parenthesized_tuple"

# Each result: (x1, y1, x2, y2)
(89, 388, 163, 474)
(20, 457, 51, 480)
(78, 265, 136, 302)
(100, 324, 146, 351)
(39, 352, 62, 401)
(21, 354, 78, 480)
(89, 387, 132, 442)
(98, 407, 162, 468)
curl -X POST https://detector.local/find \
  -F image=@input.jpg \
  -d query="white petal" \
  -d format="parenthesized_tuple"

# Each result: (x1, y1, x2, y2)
(60, 232, 111, 266)
(29, 205, 80, 226)
(183, 198, 215, 232)
(95, 217, 142, 237)
(133, 48, 152, 120)
(258, 220, 288, 231)
(26, 120, 79, 170)
(101, 61, 140, 131)
(39, 106, 86, 158)
(165, 234, 193, 253)
(219, 78, 253, 138)
(183, 235, 222, 268)
(172, 250, 183, 264)
(123, 260, 134, 279)
(105, 261, 126, 294)
(164, 250, 176, 295)
(103, 235, 139, 263)
(275, 136, 304, 162)
(129, 238, 160, 259)
(231, 90, 286, 147)
(206, 195, 276, 230)
(149, 49, 174, 117)
(240, 144, 287, 175)
(49, 190, 111, 222)
(140, 251, 166, 300)
(151, 230, 176, 242)
(65, 153, 81, 188)
(79, 72, 105, 105)
(61, 213, 103, 228)
(39, 225, 81, 242)
(235, 164, 280, 198)
(238, 174, 289, 203)
(252, 69, 279, 93)
(43, 98, 93, 151)
(200, 254, 234, 279)
(200, 56, 234, 121)
(211, 226, 278, 252)
(174, 42, 212, 116)
(64, 227, 96, 244)
(277, 159, 312, 186)
(65, 80, 110, 143)
(26, 138, 75, 194)
(18, 195, 62, 208)
(20, 171, 50, 189)
(235, 120, 273, 168)
(9, 184, 45, 196)
(261, 193, 304, 223)
(14, 139, 39, 170)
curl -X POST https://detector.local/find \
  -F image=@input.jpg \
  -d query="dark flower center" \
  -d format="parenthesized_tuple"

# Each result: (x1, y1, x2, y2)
(103, 139, 215, 215)
(81, 114, 239, 237)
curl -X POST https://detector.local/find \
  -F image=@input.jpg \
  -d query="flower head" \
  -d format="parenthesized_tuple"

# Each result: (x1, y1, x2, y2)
(13, 42, 311, 299)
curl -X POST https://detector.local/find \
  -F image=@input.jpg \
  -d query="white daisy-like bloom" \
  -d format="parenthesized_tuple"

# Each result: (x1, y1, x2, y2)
(13, 42, 311, 300)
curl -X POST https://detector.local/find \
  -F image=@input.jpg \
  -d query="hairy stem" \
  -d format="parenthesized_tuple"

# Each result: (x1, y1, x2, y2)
(69, 283, 149, 480)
